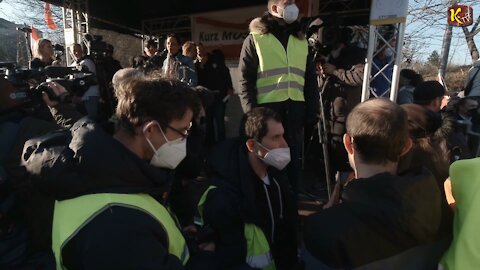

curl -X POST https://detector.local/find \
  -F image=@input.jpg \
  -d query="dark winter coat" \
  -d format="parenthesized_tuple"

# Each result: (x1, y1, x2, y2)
(21, 118, 186, 270)
(304, 170, 450, 269)
(203, 138, 297, 270)
(238, 12, 319, 125)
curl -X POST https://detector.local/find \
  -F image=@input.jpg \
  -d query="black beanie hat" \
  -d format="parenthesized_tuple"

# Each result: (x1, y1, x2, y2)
(413, 81, 445, 105)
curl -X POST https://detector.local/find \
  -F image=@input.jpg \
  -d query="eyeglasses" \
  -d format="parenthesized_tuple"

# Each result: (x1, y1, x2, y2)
(167, 124, 191, 140)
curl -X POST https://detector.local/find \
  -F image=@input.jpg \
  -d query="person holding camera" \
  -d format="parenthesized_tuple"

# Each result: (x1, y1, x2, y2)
(197, 107, 298, 270)
(30, 39, 55, 70)
(70, 43, 100, 118)
(318, 28, 366, 179)
(22, 77, 214, 269)
(0, 78, 85, 270)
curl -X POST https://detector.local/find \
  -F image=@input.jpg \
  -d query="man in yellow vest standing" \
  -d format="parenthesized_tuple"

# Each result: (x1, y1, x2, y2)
(238, 0, 319, 195)
(22, 77, 203, 269)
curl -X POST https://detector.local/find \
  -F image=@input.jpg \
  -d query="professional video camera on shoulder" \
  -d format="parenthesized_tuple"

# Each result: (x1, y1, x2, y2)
(0, 62, 96, 115)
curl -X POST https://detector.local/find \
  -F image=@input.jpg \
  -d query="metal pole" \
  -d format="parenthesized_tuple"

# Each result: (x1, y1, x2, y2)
(439, 0, 457, 78)
(362, 24, 376, 102)
(390, 23, 406, 102)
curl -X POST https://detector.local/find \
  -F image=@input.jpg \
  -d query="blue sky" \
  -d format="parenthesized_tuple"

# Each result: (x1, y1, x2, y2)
(405, 1, 480, 65)
(1, 0, 479, 65)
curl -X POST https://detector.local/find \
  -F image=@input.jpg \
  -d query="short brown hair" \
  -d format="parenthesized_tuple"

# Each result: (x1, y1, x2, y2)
(115, 76, 201, 135)
(346, 98, 408, 164)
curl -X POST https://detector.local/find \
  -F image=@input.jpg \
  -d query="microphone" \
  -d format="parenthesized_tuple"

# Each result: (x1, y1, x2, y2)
(16, 27, 32, 33)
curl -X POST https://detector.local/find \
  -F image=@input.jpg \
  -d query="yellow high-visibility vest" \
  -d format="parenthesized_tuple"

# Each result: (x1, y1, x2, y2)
(251, 32, 308, 104)
(52, 193, 189, 269)
(440, 158, 480, 269)
(197, 186, 276, 270)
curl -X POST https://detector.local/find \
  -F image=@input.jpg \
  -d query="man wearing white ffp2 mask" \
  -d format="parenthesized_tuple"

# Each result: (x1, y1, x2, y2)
(32, 78, 201, 270)
(143, 121, 190, 169)
(238, 0, 320, 199)
(200, 107, 298, 269)
(272, 2, 299, 24)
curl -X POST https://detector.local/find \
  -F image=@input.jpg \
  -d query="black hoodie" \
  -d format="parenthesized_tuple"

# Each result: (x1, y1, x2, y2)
(21, 118, 185, 270)
(203, 138, 297, 270)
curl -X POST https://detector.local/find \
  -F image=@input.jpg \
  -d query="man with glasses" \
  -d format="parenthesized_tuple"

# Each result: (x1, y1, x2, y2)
(22, 77, 203, 269)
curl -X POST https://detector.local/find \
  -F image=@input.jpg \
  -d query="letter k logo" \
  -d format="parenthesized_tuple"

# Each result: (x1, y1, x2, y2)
(450, 7, 463, 25)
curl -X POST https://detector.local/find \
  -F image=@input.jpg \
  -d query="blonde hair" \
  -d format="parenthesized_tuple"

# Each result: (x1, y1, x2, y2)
(182, 41, 197, 59)
(33, 38, 52, 59)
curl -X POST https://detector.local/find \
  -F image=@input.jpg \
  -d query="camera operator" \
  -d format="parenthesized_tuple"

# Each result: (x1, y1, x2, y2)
(319, 28, 366, 176)
(0, 77, 83, 269)
(70, 43, 100, 118)
(30, 39, 55, 69)
(104, 44, 122, 84)
(143, 39, 166, 73)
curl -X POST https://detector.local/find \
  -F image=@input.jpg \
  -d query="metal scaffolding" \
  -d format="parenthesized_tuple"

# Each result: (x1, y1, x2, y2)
(361, 23, 406, 103)
(62, 0, 89, 66)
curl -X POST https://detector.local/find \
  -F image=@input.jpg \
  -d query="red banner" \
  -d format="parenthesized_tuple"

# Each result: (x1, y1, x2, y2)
(31, 25, 40, 41)
(44, 2, 57, 30)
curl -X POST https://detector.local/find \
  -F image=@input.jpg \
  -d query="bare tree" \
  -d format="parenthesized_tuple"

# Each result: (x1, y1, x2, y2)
(406, 0, 480, 63)
(0, 0, 64, 44)
(462, 16, 480, 61)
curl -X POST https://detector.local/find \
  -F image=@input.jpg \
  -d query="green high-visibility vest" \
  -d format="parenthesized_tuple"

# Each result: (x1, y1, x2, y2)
(251, 32, 308, 105)
(52, 193, 189, 269)
(197, 186, 276, 270)
(440, 158, 480, 269)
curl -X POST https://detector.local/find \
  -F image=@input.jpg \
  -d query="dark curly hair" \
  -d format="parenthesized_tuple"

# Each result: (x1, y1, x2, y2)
(240, 107, 282, 142)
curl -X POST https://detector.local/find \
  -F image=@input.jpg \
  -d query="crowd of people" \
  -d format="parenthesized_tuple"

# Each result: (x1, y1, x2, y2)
(1, 0, 480, 269)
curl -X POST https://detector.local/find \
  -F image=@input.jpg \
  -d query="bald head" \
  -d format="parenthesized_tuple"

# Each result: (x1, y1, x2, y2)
(346, 98, 408, 164)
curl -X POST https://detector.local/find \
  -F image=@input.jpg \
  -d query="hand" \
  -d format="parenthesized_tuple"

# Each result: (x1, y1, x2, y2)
(42, 82, 68, 107)
(27, 79, 39, 88)
(198, 241, 215, 252)
(48, 82, 67, 96)
(322, 63, 336, 75)
(183, 225, 198, 235)
(315, 63, 324, 76)
(323, 173, 343, 209)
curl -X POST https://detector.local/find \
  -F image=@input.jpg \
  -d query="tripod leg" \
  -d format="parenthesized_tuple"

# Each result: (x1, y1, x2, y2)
(318, 76, 332, 199)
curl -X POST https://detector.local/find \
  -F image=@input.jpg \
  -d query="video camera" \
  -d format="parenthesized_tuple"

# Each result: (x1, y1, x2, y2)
(0, 62, 96, 114)
(84, 34, 108, 61)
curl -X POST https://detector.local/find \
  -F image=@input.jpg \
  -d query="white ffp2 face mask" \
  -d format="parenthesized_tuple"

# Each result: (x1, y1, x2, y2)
(257, 142, 291, 170)
(281, 4, 299, 24)
(144, 123, 187, 169)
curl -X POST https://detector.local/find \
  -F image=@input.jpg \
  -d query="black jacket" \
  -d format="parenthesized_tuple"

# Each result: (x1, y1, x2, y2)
(304, 170, 449, 269)
(238, 13, 319, 125)
(21, 118, 186, 270)
(203, 138, 297, 270)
